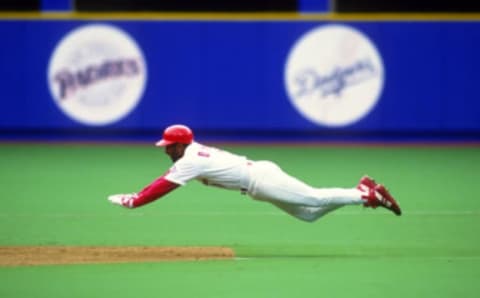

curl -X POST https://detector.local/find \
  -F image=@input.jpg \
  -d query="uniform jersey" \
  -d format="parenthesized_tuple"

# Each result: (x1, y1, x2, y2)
(164, 142, 251, 191)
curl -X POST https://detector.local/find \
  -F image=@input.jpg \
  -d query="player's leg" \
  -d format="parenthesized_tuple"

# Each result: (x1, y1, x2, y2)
(268, 201, 342, 222)
(248, 161, 365, 208)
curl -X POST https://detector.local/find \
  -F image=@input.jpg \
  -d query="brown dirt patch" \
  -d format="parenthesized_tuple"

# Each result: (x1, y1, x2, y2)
(0, 246, 235, 266)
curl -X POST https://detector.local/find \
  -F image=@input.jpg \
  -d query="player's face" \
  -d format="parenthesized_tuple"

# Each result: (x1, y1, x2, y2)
(165, 143, 185, 162)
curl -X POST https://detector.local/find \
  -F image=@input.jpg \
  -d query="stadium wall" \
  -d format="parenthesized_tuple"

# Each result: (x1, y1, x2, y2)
(0, 15, 479, 142)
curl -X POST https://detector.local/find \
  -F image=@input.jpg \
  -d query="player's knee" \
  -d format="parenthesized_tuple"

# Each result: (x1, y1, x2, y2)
(297, 214, 322, 223)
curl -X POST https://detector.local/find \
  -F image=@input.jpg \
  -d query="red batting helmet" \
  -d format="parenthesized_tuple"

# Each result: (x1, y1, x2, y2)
(155, 124, 194, 147)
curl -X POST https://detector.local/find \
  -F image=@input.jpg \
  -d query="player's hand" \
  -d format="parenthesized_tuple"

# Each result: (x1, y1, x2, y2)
(108, 193, 137, 208)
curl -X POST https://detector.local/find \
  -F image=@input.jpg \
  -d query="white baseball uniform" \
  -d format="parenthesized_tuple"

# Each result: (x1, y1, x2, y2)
(164, 142, 365, 222)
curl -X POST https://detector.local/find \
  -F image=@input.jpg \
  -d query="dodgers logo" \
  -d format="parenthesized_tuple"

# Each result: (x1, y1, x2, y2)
(284, 24, 384, 127)
(47, 24, 147, 126)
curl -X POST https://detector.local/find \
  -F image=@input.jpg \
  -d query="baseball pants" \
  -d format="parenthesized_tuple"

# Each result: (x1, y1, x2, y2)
(245, 161, 364, 222)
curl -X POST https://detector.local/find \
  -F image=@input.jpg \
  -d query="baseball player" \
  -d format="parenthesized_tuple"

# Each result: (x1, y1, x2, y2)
(108, 124, 401, 221)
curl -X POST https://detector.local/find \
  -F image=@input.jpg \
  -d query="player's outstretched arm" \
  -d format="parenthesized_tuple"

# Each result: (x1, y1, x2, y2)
(108, 176, 180, 208)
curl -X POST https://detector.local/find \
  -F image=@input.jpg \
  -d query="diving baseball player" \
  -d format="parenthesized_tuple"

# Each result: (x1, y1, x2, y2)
(108, 124, 401, 221)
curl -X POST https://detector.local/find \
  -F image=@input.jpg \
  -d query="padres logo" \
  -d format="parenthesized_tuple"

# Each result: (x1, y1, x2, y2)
(284, 24, 384, 127)
(47, 24, 147, 126)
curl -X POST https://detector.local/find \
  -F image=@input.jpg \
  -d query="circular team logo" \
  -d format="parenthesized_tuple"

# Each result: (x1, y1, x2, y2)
(284, 24, 384, 127)
(48, 24, 147, 126)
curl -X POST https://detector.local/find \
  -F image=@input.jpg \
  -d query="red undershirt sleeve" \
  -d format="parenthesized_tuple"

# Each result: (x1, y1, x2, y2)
(131, 176, 180, 208)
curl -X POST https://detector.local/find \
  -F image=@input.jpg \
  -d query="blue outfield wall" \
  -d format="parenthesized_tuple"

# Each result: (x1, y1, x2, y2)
(0, 18, 479, 141)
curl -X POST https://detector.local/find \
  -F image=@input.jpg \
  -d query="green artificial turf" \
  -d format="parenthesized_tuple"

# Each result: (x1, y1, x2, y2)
(0, 143, 479, 298)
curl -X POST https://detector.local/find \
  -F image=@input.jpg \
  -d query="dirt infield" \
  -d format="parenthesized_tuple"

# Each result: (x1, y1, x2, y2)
(0, 246, 235, 266)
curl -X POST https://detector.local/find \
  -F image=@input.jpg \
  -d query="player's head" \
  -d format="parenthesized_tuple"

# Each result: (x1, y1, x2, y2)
(155, 124, 194, 162)
(156, 124, 194, 147)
